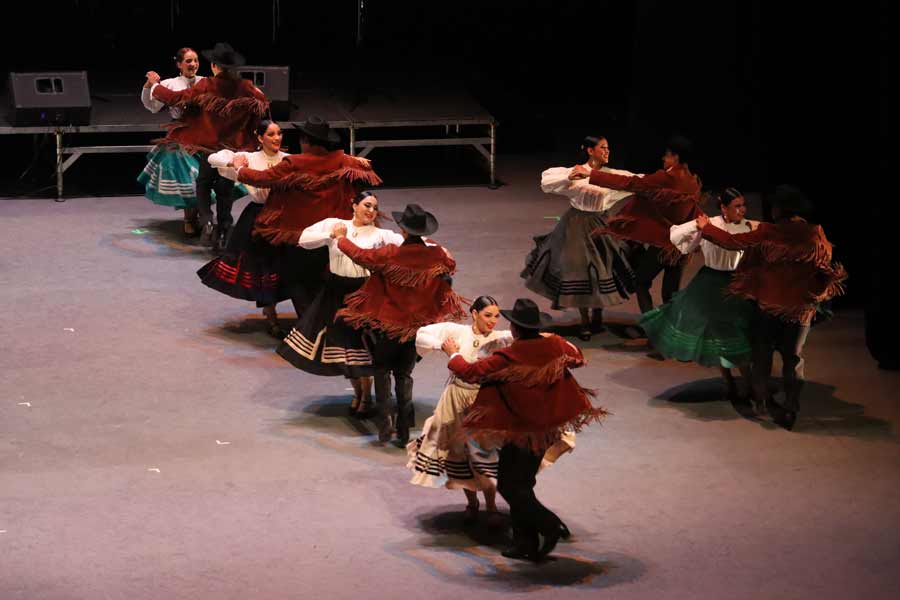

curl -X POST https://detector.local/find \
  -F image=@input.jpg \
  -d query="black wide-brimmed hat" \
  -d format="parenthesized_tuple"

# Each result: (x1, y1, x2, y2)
(768, 184, 813, 217)
(201, 42, 246, 69)
(500, 298, 553, 330)
(391, 204, 439, 236)
(296, 116, 341, 145)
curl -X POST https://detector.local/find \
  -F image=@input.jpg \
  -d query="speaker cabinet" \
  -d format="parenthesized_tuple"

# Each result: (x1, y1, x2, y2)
(8, 71, 92, 126)
(238, 66, 290, 120)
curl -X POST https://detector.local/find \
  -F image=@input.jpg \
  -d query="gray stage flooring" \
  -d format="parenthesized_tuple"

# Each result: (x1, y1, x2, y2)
(2, 155, 898, 599)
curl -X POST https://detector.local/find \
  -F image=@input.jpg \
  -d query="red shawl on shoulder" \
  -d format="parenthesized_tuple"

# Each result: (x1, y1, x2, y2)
(450, 335, 607, 452)
(701, 221, 847, 324)
(242, 151, 382, 245)
(335, 239, 467, 342)
(152, 75, 269, 153)
(590, 167, 702, 265)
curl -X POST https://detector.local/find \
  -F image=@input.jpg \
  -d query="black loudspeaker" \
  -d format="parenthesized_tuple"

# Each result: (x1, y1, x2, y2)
(238, 65, 290, 120)
(7, 71, 91, 126)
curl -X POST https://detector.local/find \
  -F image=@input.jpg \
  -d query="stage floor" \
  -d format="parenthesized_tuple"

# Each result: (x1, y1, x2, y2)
(2, 155, 898, 599)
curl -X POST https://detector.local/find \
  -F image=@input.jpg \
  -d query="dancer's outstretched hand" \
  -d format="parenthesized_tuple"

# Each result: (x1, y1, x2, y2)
(331, 222, 348, 239)
(696, 213, 710, 230)
(569, 165, 590, 180)
(144, 71, 161, 87)
(232, 154, 249, 169)
(442, 338, 460, 356)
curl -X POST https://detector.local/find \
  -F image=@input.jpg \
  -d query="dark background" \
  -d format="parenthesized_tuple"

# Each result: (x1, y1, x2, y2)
(0, 1, 888, 311)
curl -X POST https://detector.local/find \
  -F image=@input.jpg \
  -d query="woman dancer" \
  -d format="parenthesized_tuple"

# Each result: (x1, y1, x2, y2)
(522, 136, 635, 340)
(408, 296, 513, 524)
(139, 47, 206, 235)
(277, 192, 400, 415)
(196, 120, 288, 338)
(641, 188, 757, 400)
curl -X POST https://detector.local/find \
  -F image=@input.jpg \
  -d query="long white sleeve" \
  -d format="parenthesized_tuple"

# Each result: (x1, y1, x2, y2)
(479, 330, 514, 354)
(141, 86, 165, 113)
(382, 230, 406, 246)
(415, 322, 455, 356)
(669, 220, 702, 255)
(208, 150, 241, 181)
(298, 219, 340, 249)
(540, 167, 575, 195)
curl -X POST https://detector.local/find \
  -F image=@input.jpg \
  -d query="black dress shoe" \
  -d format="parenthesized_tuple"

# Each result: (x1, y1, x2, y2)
(773, 408, 797, 431)
(577, 327, 592, 342)
(502, 547, 537, 561)
(396, 425, 410, 446)
(767, 398, 797, 430)
(537, 529, 561, 559)
(214, 225, 232, 252)
(200, 221, 215, 246)
(266, 322, 287, 340)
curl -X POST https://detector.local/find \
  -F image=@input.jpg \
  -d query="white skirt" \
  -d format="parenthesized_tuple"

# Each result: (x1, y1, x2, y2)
(406, 380, 498, 492)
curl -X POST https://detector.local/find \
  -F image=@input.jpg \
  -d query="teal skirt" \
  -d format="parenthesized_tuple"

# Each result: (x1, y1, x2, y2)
(137, 146, 248, 209)
(639, 266, 753, 367)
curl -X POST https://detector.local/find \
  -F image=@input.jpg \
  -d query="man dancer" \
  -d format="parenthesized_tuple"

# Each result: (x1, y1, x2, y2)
(442, 298, 606, 561)
(334, 204, 467, 445)
(697, 186, 846, 429)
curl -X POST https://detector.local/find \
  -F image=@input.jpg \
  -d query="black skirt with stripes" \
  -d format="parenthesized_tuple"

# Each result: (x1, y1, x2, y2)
(277, 273, 373, 378)
(521, 206, 634, 309)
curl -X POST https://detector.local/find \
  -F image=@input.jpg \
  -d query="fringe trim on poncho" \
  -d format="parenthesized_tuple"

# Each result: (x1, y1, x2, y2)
(268, 162, 383, 192)
(463, 403, 608, 454)
(192, 94, 269, 119)
(755, 224, 833, 266)
(727, 261, 848, 323)
(337, 288, 468, 342)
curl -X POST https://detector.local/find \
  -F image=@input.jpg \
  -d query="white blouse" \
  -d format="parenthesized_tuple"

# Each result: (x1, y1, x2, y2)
(541, 163, 637, 212)
(669, 215, 755, 271)
(140, 75, 204, 119)
(207, 150, 287, 203)
(298, 218, 405, 278)
(416, 322, 514, 386)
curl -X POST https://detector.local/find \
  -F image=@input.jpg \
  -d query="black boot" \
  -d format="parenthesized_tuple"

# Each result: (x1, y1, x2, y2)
(394, 376, 414, 445)
(374, 371, 394, 442)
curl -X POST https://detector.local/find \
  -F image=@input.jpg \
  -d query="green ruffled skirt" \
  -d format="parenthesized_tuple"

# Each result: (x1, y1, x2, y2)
(639, 266, 753, 367)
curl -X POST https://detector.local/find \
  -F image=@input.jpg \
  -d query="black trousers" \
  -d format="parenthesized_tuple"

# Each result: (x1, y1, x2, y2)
(751, 309, 811, 411)
(196, 153, 236, 228)
(369, 333, 417, 431)
(631, 245, 684, 314)
(497, 443, 562, 553)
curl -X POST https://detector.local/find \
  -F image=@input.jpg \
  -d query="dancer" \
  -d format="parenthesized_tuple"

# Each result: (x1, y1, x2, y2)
(409, 295, 513, 524)
(334, 204, 468, 445)
(148, 42, 269, 250)
(233, 116, 382, 317)
(441, 298, 606, 561)
(642, 188, 757, 400)
(196, 120, 288, 338)
(522, 135, 636, 340)
(139, 47, 206, 235)
(696, 185, 847, 429)
(571, 135, 702, 314)
(277, 192, 402, 415)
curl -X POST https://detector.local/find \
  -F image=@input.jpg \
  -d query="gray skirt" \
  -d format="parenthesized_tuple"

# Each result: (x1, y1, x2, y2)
(521, 207, 634, 309)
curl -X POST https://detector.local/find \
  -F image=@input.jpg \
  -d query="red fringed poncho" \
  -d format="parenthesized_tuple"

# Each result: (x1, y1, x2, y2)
(335, 238, 468, 342)
(451, 335, 607, 452)
(701, 220, 847, 324)
(152, 75, 269, 152)
(590, 167, 702, 265)
(239, 151, 383, 245)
